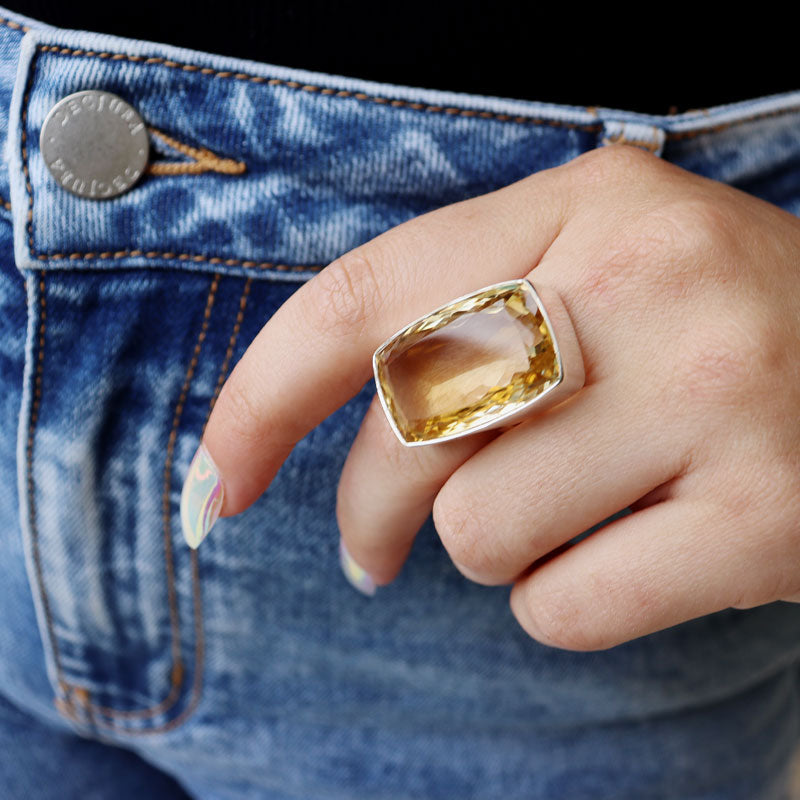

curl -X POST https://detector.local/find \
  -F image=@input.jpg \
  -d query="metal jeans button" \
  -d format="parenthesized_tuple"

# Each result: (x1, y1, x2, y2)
(40, 89, 149, 199)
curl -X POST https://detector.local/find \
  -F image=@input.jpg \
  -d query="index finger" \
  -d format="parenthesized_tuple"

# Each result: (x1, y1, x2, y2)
(180, 166, 571, 548)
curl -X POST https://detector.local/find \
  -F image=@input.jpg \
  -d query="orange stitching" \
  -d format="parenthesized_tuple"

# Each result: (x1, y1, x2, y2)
(35, 44, 603, 134)
(33, 42, 800, 139)
(87, 274, 247, 735)
(148, 162, 232, 176)
(28, 40, 800, 139)
(0, 16, 30, 32)
(0, 195, 10, 211)
(20, 49, 318, 271)
(158, 270, 217, 675)
(37, 36, 800, 139)
(25, 273, 73, 713)
(21, 34, 800, 273)
(55, 275, 219, 728)
(209, 278, 252, 414)
(87, 545, 207, 734)
(35, 250, 323, 271)
(8, 17, 800, 157)
(148, 128, 246, 176)
(53, 683, 90, 722)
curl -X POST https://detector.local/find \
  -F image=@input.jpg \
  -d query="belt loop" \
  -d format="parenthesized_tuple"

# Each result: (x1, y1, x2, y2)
(599, 120, 666, 158)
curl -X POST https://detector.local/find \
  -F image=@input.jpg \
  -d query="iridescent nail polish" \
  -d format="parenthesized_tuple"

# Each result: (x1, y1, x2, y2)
(339, 538, 376, 596)
(180, 441, 224, 549)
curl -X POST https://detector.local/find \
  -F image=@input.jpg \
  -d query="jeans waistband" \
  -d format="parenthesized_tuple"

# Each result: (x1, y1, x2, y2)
(2, 6, 800, 282)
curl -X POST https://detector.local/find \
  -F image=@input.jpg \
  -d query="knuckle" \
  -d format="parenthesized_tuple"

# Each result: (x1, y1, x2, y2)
(311, 247, 388, 340)
(575, 224, 670, 307)
(767, 452, 800, 521)
(714, 446, 800, 553)
(653, 196, 739, 263)
(578, 195, 734, 305)
(729, 547, 800, 609)
(517, 565, 644, 651)
(520, 590, 602, 651)
(432, 484, 493, 576)
(730, 571, 792, 610)
(575, 193, 748, 356)
(680, 311, 768, 406)
(572, 218, 689, 317)
(569, 143, 662, 185)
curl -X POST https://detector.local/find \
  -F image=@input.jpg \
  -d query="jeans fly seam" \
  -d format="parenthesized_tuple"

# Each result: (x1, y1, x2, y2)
(85, 273, 250, 735)
(208, 277, 252, 415)
(74, 555, 207, 736)
(61, 274, 219, 730)
(24, 272, 72, 713)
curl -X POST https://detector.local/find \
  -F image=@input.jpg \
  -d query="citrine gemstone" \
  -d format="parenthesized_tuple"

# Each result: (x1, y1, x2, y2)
(374, 280, 561, 444)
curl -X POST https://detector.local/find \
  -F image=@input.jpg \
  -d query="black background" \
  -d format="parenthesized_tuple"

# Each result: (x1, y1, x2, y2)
(4, 1, 794, 114)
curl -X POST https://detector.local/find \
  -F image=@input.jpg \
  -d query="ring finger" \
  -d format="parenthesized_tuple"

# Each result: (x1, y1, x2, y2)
(336, 391, 499, 586)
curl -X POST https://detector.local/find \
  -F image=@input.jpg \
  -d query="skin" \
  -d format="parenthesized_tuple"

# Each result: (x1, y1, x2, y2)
(201, 143, 800, 651)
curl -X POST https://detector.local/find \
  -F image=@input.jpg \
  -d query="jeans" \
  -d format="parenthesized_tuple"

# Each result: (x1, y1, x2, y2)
(1, 6, 800, 799)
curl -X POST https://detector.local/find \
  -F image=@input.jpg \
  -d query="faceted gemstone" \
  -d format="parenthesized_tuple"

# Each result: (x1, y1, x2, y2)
(374, 280, 561, 444)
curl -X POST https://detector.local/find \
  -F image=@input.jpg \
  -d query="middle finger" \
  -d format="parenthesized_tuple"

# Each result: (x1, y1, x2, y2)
(433, 375, 689, 585)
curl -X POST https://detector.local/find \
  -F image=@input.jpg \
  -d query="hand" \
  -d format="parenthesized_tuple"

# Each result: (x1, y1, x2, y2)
(185, 144, 800, 651)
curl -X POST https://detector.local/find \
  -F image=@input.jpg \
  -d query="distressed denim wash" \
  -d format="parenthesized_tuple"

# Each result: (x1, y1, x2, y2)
(1, 6, 800, 799)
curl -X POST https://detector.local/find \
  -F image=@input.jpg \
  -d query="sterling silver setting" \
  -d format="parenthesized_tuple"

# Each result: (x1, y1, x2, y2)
(372, 277, 586, 447)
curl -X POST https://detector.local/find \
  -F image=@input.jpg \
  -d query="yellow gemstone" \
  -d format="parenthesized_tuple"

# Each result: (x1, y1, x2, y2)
(374, 280, 561, 444)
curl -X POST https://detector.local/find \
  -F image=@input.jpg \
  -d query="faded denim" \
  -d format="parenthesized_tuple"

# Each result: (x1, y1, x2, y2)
(0, 5, 800, 799)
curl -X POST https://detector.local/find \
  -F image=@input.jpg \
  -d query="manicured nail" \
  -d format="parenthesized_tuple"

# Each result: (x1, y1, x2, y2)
(180, 441, 224, 549)
(339, 538, 376, 596)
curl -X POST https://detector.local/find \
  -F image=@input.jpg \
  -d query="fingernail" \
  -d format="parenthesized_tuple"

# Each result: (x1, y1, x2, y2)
(339, 538, 376, 596)
(180, 441, 224, 549)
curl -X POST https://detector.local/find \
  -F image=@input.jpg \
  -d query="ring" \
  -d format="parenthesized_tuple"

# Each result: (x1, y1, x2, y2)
(372, 277, 585, 447)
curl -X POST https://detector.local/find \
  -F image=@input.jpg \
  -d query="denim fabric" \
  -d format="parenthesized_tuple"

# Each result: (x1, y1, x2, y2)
(1, 6, 800, 799)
